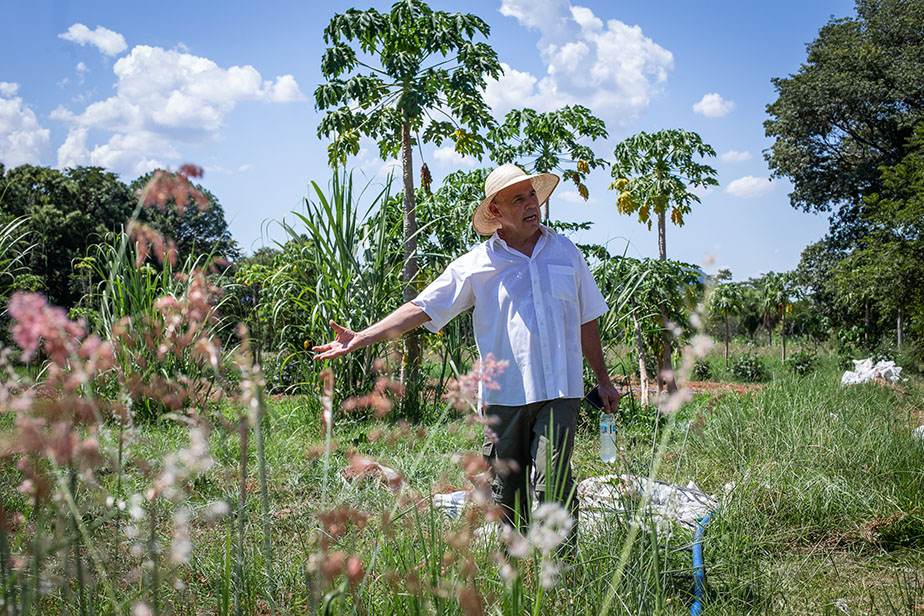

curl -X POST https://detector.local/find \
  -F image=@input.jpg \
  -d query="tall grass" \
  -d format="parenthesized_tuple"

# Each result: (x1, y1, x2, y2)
(264, 170, 402, 396)
(0, 217, 34, 303)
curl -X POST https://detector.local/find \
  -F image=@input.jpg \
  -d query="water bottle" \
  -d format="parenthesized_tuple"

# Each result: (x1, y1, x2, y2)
(600, 411, 618, 463)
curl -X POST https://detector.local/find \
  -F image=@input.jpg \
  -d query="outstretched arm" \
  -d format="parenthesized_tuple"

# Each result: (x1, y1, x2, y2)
(581, 319, 621, 413)
(312, 302, 431, 361)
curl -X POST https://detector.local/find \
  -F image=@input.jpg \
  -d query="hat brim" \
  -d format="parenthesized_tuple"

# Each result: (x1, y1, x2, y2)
(472, 173, 560, 235)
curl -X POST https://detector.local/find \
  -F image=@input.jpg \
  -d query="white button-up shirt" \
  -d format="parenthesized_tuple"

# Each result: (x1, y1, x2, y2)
(412, 226, 608, 406)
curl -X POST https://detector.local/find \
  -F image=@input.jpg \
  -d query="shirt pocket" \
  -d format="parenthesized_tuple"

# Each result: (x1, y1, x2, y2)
(548, 264, 578, 303)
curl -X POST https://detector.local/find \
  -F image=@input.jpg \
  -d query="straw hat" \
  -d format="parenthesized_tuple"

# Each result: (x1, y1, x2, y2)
(472, 164, 560, 235)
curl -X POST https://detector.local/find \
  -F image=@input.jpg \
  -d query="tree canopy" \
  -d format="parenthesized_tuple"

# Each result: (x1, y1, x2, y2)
(764, 0, 924, 242)
(609, 129, 717, 261)
(0, 164, 238, 310)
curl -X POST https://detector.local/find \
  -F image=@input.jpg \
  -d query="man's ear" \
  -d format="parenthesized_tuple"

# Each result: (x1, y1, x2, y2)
(488, 201, 500, 218)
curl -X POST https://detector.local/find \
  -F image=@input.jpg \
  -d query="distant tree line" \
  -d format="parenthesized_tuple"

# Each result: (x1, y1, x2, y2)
(0, 163, 240, 310)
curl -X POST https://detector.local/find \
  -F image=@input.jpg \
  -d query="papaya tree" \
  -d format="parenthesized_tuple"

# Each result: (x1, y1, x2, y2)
(609, 129, 717, 261)
(315, 0, 502, 392)
(609, 129, 717, 390)
(708, 282, 743, 368)
(759, 271, 799, 363)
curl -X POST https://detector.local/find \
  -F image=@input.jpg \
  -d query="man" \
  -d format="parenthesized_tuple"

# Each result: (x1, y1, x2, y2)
(313, 164, 620, 538)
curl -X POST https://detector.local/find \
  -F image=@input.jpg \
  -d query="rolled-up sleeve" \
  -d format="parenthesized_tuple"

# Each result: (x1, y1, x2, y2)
(411, 257, 475, 333)
(573, 249, 608, 324)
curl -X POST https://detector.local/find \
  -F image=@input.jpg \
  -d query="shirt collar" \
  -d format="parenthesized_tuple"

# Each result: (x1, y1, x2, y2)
(488, 225, 551, 260)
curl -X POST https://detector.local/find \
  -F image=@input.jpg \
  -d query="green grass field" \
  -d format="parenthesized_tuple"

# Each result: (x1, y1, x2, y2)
(2, 351, 923, 615)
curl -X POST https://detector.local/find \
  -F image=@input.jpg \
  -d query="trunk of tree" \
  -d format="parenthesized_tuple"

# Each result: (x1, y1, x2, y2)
(864, 298, 870, 346)
(655, 213, 676, 394)
(400, 122, 420, 400)
(659, 307, 678, 395)
(781, 307, 787, 364)
(766, 320, 773, 346)
(897, 306, 904, 349)
(632, 309, 650, 405)
(657, 210, 667, 261)
(543, 197, 550, 225)
(723, 311, 730, 369)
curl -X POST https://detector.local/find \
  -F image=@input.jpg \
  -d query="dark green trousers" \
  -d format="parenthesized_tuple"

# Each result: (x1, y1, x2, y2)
(482, 398, 579, 537)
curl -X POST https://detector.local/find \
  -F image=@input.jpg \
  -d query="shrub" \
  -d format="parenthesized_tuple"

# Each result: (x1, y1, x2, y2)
(691, 357, 713, 381)
(786, 349, 817, 376)
(730, 353, 768, 382)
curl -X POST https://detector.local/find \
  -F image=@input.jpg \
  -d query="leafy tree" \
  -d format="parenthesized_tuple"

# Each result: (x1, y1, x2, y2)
(489, 105, 608, 222)
(759, 271, 799, 363)
(130, 173, 241, 264)
(609, 129, 718, 261)
(708, 282, 743, 368)
(597, 256, 703, 397)
(315, 0, 502, 390)
(737, 284, 764, 344)
(764, 0, 924, 244)
(829, 123, 924, 348)
(609, 128, 716, 391)
(0, 165, 135, 307)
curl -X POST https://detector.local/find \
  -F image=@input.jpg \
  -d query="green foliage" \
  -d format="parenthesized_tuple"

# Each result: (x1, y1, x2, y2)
(786, 349, 817, 376)
(130, 173, 241, 263)
(84, 230, 239, 420)
(609, 128, 718, 260)
(488, 105, 608, 219)
(0, 164, 239, 311)
(0, 216, 33, 302)
(596, 255, 704, 358)
(764, 0, 924, 241)
(315, 1, 502, 166)
(0, 165, 135, 306)
(272, 170, 401, 395)
(729, 353, 768, 382)
(691, 357, 713, 381)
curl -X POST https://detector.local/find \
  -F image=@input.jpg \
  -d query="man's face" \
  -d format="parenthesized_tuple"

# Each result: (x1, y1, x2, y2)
(489, 179, 541, 239)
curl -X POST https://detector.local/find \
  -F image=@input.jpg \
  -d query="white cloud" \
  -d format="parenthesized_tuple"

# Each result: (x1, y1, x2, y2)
(500, 0, 570, 31)
(693, 92, 735, 117)
(726, 175, 773, 199)
(0, 86, 51, 167)
(719, 149, 751, 163)
(484, 63, 560, 114)
(59, 23, 128, 56)
(56, 127, 89, 169)
(433, 146, 476, 168)
(490, 2, 673, 125)
(237, 163, 252, 172)
(51, 44, 304, 177)
(263, 74, 305, 103)
(76, 62, 89, 73)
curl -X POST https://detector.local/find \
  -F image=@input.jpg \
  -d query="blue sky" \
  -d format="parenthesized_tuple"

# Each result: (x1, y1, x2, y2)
(1, 0, 856, 280)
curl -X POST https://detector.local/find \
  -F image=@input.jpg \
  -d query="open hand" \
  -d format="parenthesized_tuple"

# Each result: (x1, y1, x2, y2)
(312, 320, 364, 360)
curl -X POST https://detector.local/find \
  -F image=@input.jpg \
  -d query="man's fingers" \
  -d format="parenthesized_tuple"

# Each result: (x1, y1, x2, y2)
(329, 320, 346, 334)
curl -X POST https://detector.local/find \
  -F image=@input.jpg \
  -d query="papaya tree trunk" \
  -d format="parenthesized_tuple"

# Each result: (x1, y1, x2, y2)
(400, 121, 420, 401)
(657, 210, 667, 261)
(897, 306, 904, 349)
